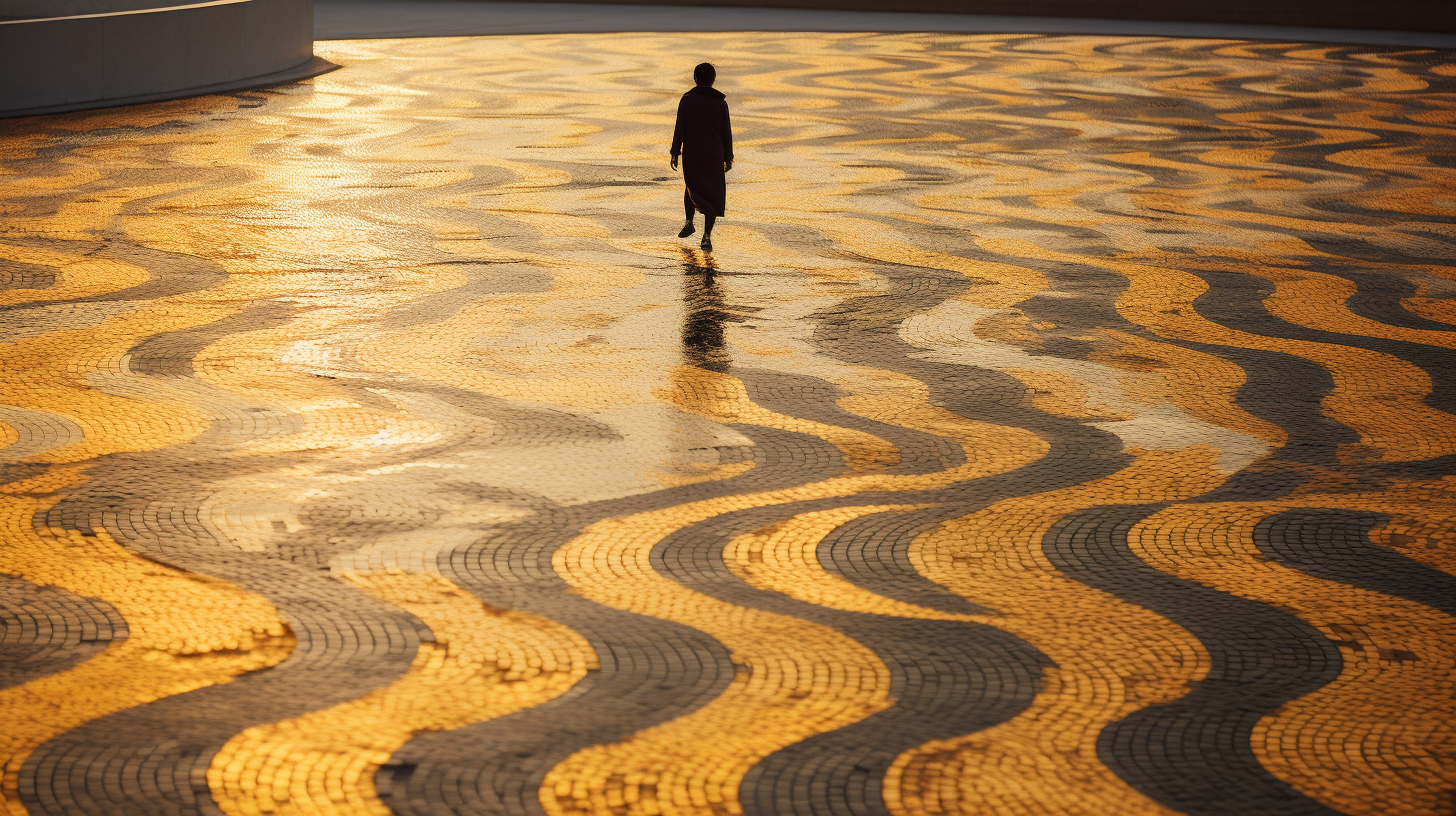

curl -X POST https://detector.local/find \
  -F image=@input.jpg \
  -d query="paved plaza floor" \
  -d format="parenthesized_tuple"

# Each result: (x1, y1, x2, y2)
(2, 26, 1455, 816)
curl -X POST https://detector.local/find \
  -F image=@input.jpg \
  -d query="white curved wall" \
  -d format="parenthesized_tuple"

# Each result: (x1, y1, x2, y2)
(0, 0, 315, 117)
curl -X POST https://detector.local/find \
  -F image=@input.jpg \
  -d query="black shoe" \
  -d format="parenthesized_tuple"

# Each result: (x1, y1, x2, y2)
(678, 222, 696, 238)
(700, 236, 713, 251)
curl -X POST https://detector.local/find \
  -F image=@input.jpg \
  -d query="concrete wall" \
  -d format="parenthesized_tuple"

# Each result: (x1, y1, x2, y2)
(0, 0, 315, 117)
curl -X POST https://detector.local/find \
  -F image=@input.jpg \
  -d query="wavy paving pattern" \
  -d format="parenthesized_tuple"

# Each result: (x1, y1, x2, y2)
(1, 30, 1454, 816)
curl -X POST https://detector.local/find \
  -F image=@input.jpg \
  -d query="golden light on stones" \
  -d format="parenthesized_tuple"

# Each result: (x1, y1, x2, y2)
(1, 30, 1454, 816)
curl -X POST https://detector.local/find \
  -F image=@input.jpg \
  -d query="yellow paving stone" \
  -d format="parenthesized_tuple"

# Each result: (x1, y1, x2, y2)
(1130, 503, 1456, 816)
(209, 570, 595, 816)
(890, 448, 1224, 816)
(0, 477, 292, 816)
(1, 29, 1453, 816)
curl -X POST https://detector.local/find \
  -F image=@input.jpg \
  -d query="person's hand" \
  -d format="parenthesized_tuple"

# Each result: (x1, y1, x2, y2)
(725, 160, 733, 172)
(670, 155, 678, 171)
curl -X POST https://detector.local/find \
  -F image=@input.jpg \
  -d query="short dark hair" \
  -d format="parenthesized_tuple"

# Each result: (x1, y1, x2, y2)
(694, 62, 716, 86)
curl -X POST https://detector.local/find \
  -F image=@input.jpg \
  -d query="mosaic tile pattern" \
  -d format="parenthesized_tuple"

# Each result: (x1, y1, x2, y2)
(1, 31, 1454, 816)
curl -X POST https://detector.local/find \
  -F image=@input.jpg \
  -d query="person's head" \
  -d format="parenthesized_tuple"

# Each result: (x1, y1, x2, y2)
(693, 62, 716, 87)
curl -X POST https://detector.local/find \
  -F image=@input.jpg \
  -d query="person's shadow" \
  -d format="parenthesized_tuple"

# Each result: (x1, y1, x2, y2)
(681, 247, 730, 373)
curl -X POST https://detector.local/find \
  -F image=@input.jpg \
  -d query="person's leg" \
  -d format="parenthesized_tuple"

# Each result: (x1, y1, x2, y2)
(701, 213, 716, 249)
(679, 190, 696, 238)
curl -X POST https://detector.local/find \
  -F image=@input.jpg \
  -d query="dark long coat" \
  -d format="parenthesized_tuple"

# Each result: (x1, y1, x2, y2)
(671, 86, 733, 217)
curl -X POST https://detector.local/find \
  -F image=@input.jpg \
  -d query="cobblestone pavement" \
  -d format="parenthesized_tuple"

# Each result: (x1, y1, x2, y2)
(1, 32, 1455, 816)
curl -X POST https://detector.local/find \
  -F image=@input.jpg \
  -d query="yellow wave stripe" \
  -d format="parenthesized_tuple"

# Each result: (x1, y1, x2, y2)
(0, 242, 149, 308)
(1402, 293, 1456, 328)
(0, 165, 104, 200)
(670, 367, 1047, 494)
(1092, 328, 1287, 446)
(1131, 187, 1388, 240)
(826, 224, 1049, 310)
(0, 102, 477, 466)
(0, 472, 293, 816)
(10, 181, 191, 243)
(722, 504, 963, 620)
(671, 358, 1044, 483)
(887, 133, 1451, 459)
(357, 266, 660, 411)
(0, 301, 232, 463)
(1004, 365, 1134, 421)
(0, 182, 297, 466)
(2, 29, 1451, 816)
(1364, 486, 1456, 577)
(1277, 479, 1456, 582)
(869, 228, 1279, 462)
(1101, 247, 1456, 462)
(827, 223, 1272, 453)
(953, 237, 1438, 462)
(1129, 503, 1456, 816)
(546, 368, 1046, 815)
(665, 366, 901, 473)
(1256, 263, 1456, 351)
(541, 563, 893, 816)
(838, 378, 1042, 464)
(887, 447, 1223, 816)
(209, 569, 596, 816)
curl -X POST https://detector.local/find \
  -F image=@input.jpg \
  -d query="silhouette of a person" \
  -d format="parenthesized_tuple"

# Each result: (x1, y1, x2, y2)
(671, 62, 733, 252)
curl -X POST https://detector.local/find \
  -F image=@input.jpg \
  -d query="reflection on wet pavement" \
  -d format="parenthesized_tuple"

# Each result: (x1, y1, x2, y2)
(1, 31, 1455, 816)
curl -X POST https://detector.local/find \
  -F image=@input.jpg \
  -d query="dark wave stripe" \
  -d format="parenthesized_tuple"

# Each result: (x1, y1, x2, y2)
(692, 242, 1155, 814)
(0, 240, 229, 313)
(386, 330, 1133, 816)
(962, 227, 1360, 474)
(734, 363, 989, 614)
(732, 565, 1047, 816)
(8, 243, 442, 814)
(636, 401, 1130, 816)
(1339, 268, 1456, 334)
(1184, 339, 1356, 504)
(386, 424, 854, 816)
(1044, 506, 1346, 816)
(802, 222, 1147, 494)
(914, 224, 1359, 481)
(378, 262, 553, 330)
(1203, 343, 1352, 461)
(17, 336, 636, 815)
(0, 256, 57, 291)
(641, 500, 1047, 816)
(738, 368, 964, 477)
(1255, 508, 1456, 617)
(0, 573, 125, 692)
(384, 593, 737, 816)
(734, 436, 1134, 816)
(699, 233, 1161, 812)
(1189, 264, 1456, 416)
(92, 243, 230, 304)
(818, 505, 985, 616)
(126, 301, 296, 378)
(397, 381, 622, 446)
(743, 616, 1042, 816)
(826, 213, 1352, 487)
(22, 447, 429, 815)
(21, 541, 428, 815)
(1174, 269, 1357, 480)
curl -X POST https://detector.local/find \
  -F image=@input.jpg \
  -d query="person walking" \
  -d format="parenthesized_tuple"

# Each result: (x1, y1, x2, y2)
(671, 62, 733, 252)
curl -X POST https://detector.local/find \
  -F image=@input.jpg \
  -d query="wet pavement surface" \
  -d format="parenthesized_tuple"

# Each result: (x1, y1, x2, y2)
(1, 32, 1455, 816)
